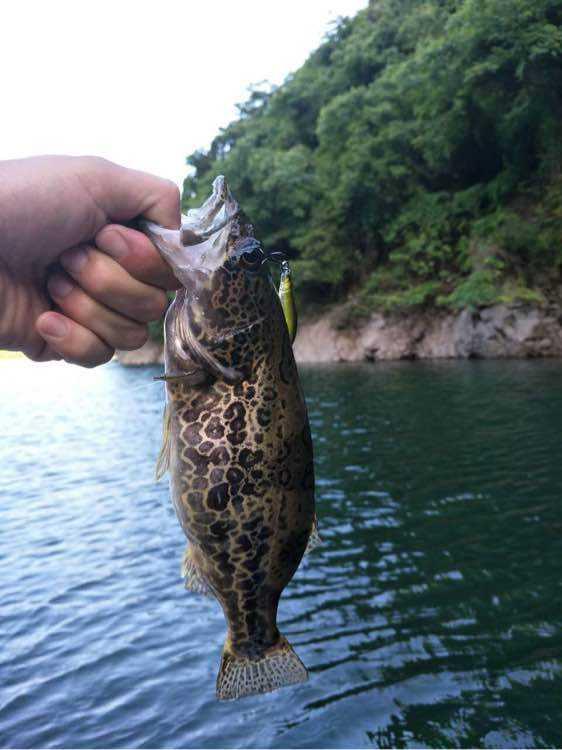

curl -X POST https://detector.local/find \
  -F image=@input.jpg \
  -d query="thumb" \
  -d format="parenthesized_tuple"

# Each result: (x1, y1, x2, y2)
(81, 157, 181, 230)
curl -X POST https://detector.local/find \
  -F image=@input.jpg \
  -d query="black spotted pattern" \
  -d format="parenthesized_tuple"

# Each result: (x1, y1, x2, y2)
(163, 212, 315, 660)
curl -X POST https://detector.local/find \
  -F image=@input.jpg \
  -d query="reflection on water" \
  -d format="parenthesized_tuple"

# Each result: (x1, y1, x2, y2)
(1, 359, 562, 748)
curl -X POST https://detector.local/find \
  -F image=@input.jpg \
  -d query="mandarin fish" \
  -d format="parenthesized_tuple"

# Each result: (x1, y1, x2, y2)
(140, 176, 318, 701)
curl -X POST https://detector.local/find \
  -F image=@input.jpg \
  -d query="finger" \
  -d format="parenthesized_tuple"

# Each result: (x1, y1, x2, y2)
(36, 311, 114, 368)
(80, 157, 181, 229)
(27, 344, 63, 363)
(47, 273, 149, 351)
(95, 225, 181, 291)
(59, 245, 169, 322)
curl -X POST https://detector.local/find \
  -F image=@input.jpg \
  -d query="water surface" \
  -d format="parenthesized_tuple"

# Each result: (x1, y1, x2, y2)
(1, 359, 562, 748)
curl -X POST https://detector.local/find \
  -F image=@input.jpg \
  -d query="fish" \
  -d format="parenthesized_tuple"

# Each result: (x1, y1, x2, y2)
(140, 176, 317, 701)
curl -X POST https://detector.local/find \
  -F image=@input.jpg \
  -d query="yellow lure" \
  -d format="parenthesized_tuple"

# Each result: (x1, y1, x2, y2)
(278, 260, 298, 344)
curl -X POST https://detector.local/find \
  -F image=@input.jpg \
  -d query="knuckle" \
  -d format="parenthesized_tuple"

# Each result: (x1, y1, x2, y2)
(59, 288, 92, 319)
(136, 291, 168, 322)
(81, 256, 112, 297)
(47, 272, 75, 302)
(119, 324, 148, 351)
(164, 179, 180, 203)
(79, 155, 112, 173)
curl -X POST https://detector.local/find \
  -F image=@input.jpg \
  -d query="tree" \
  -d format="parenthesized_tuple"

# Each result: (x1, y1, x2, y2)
(183, 0, 562, 312)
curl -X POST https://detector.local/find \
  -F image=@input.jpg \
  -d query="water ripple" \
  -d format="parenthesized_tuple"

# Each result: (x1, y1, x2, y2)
(2, 359, 562, 747)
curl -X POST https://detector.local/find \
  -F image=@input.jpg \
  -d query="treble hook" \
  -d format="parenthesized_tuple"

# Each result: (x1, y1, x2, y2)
(261, 250, 288, 266)
(260, 249, 297, 343)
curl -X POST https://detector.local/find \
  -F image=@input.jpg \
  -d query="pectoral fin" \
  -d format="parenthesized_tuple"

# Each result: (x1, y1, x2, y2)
(155, 403, 172, 481)
(175, 311, 243, 384)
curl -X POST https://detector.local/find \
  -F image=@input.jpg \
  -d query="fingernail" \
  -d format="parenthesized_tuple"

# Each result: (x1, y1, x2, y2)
(48, 274, 74, 298)
(61, 247, 89, 273)
(98, 230, 129, 259)
(39, 314, 69, 339)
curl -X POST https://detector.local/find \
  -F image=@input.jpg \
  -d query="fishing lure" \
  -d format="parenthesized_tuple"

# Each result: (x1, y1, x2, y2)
(261, 251, 298, 345)
(278, 260, 298, 344)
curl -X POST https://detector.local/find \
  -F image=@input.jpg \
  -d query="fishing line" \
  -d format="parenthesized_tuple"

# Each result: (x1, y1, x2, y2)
(121, 377, 166, 396)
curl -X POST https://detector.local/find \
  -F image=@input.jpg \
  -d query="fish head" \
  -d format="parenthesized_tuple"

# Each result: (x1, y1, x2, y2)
(141, 176, 277, 373)
(142, 175, 265, 281)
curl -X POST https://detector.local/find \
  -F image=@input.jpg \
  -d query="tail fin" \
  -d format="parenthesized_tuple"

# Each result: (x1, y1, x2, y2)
(216, 635, 308, 701)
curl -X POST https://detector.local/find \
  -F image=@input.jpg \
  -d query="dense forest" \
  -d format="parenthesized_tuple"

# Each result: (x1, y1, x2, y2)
(183, 0, 562, 317)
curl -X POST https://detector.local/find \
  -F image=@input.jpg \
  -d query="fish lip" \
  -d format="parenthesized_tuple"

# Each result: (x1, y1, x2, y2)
(139, 175, 241, 280)
(181, 175, 239, 246)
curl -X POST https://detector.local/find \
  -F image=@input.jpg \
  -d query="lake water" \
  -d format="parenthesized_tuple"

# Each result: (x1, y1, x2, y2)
(1, 358, 562, 749)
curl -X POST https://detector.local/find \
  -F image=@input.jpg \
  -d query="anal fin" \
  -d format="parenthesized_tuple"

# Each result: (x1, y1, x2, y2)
(304, 513, 322, 555)
(181, 546, 213, 597)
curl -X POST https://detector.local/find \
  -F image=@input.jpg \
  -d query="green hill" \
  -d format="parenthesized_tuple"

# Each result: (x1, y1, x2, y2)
(183, 0, 562, 317)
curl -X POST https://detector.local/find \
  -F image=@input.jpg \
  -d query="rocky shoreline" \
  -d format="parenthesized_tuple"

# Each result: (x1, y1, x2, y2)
(117, 302, 562, 366)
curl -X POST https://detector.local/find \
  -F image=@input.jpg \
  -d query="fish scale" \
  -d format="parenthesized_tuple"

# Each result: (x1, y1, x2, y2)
(140, 176, 317, 701)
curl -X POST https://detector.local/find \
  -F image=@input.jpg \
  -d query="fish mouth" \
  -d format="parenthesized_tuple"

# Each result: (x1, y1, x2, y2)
(181, 175, 238, 246)
(140, 175, 240, 281)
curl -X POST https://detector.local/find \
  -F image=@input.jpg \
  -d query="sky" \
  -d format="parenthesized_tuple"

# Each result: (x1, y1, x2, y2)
(2, 0, 367, 188)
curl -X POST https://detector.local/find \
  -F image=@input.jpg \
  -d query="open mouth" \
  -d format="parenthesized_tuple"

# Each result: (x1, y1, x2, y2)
(140, 175, 240, 280)
(181, 175, 238, 245)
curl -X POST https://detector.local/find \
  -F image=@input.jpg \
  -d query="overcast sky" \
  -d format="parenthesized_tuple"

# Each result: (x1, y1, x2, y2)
(2, 0, 367, 188)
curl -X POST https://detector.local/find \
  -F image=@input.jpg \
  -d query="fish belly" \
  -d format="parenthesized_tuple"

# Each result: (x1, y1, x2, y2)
(167, 365, 314, 699)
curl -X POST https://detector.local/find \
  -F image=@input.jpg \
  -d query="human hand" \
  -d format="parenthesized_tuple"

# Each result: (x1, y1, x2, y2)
(0, 155, 181, 366)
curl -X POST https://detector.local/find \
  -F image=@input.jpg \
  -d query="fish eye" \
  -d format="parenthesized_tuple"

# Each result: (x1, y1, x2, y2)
(236, 239, 264, 272)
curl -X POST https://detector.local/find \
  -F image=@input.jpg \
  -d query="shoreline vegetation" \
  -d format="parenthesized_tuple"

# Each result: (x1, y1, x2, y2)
(126, 0, 562, 365)
(181, 0, 562, 316)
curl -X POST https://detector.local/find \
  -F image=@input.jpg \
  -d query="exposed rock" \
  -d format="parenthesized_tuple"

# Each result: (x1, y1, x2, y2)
(118, 303, 562, 366)
(292, 303, 562, 362)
